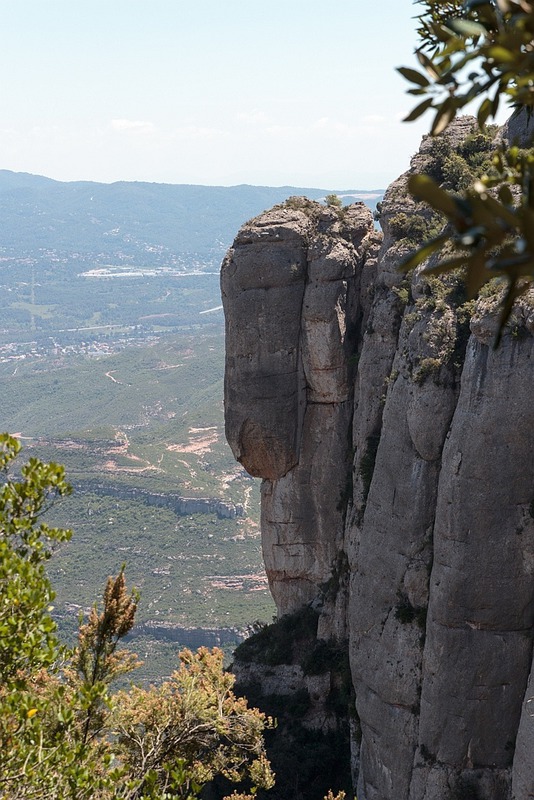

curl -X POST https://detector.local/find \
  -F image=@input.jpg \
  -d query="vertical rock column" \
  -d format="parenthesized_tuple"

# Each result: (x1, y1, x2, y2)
(348, 281, 534, 800)
(222, 207, 310, 482)
(412, 317, 534, 800)
(348, 269, 464, 800)
(262, 231, 359, 622)
(222, 201, 374, 621)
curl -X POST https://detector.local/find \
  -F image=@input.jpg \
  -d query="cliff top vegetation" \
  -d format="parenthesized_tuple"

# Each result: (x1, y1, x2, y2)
(400, 0, 534, 340)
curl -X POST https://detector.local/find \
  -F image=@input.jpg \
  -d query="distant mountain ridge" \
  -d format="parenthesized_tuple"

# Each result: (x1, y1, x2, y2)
(0, 169, 383, 268)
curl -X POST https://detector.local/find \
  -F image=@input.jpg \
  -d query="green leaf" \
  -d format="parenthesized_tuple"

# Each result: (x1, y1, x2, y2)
(408, 174, 459, 217)
(424, 255, 469, 275)
(466, 252, 490, 298)
(440, 39, 468, 59)
(431, 101, 457, 135)
(400, 233, 449, 271)
(397, 66, 431, 87)
(514, 74, 534, 88)
(429, 21, 455, 42)
(403, 98, 434, 122)
(476, 192, 518, 228)
(416, 50, 440, 79)
(487, 45, 516, 63)
(447, 18, 488, 36)
(477, 97, 494, 128)
(498, 185, 514, 206)
(441, 51, 477, 77)
(491, 251, 533, 274)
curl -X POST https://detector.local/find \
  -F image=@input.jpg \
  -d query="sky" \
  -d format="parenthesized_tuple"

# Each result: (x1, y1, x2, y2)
(0, 1, 434, 189)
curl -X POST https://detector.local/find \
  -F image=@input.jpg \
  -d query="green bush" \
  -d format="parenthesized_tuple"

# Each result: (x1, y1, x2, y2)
(0, 435, 274, 800)
(425, 129, 498, 192)
(301, 639, 347, 676)
(388, 211, 442, 245)
(237, 678, 352, 800)
(325, 193, 343, 208)
(234, 606, 319, 666)
(441, 152, 476, 191)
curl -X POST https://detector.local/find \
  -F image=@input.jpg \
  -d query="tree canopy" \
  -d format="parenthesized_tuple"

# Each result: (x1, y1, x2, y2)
(0, 434, 275, 800)
(400, 0, 534, 339)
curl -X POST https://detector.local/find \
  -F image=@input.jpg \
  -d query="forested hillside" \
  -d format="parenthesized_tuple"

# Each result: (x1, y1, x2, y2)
(0, 170, 382, 265)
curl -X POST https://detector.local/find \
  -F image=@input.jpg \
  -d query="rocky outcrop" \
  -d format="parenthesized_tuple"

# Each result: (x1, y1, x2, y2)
(222, 122, 534, 800)
(222, 199, 375, 624)
(75, 481, 244, 519)
(230, 606, 354, 800)
(131, 621, 245, 648)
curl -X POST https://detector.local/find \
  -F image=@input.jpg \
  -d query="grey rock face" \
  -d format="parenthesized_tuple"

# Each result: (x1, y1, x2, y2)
(222, 199, 374, 616)
(222, 206, 312, 482)
(500, 106, 534, 148)
(222, 121, 534, 800)
(416, 334, 534, 781)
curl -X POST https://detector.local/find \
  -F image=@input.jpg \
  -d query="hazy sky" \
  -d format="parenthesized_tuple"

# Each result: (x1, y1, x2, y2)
(1, 1, 433, 188)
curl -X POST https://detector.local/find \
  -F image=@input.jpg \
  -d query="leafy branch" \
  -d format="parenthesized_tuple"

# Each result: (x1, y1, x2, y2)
(0, 437, 276, 800)
(399, 0, 534, 339)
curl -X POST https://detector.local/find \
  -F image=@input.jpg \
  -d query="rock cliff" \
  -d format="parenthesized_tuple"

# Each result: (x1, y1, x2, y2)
(221, 121, 534, 800)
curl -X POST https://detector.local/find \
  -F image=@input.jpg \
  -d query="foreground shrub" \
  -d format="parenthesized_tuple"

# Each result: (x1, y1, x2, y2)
(0, 434, 274, 800)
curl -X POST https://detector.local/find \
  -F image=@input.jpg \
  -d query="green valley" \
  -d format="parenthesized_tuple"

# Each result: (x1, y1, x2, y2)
(2, 330, 272, 681)
(0, 171, 383, 680)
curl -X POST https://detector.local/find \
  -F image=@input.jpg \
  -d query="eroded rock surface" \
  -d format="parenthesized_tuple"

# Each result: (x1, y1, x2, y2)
(222, 199, 374, 616)
(222, 122, 534, 800)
